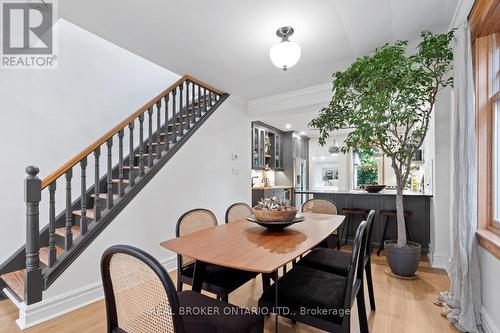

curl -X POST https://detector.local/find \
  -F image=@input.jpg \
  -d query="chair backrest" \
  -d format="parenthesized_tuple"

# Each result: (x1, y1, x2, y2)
(343, 220, 367, 311)
(364, 210, 376, 257)
(225, 202, 253, 223)
(101, 245, 184, 333)
(301, 198, 338, 215)
(175, 209, 218, 268)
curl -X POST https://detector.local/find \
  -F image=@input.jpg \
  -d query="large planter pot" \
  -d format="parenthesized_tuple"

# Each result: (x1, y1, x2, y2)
(384, 240, 421, 277)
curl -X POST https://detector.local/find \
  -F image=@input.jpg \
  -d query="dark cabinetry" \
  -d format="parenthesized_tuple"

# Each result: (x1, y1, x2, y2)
(251, 122, 283, 170)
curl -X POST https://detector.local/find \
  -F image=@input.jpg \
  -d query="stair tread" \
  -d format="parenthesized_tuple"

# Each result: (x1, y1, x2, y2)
(123, 165, 139, 169)
(72, 208, 95, 219)
(55, 225, 81, 239)
(39, 246, 64, 266)
(112, 179, 129, 184)
(148, 141, 169, 146)
(1, 270, 24, 301)
(90, 193, 119, 200)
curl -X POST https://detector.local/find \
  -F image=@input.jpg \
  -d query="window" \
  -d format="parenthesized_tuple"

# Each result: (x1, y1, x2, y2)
(492, 34, 500, 227)
(472, 0, 500, 258)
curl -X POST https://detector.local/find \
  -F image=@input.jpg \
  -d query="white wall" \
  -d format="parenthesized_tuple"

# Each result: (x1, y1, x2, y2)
(308, 133, 351, 191)
(428, 86, 453, 269)
(44, 95, 247, 288)
(14, 96, 250, 328)
(0, 19, 180, 263)
(479, 248, 500, 332)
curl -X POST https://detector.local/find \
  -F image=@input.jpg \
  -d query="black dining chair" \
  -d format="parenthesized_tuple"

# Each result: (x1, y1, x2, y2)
(225, 202, 253, 223)
(258, 220, 369, 333)
(297, 210, 376, 311)
(176, 208, 258, 302)
(101, 244, 263, 333)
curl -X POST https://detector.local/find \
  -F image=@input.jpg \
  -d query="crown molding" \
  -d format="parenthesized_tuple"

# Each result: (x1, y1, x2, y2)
(247, 82, 332, 116)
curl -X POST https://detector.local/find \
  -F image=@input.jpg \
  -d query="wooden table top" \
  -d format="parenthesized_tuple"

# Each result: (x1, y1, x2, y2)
(160, 212, 344, 273)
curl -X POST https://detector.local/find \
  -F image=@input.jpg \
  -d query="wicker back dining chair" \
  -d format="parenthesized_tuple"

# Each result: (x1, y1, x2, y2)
(301, 198, 340, 249)
(175, 208, 258, 302)
(302, 198, 338, 214)
(225, 202, 253, 223)
(101, 245, 183, 333)
(176, 208, 217, 276)
(101, 245, 264, 333)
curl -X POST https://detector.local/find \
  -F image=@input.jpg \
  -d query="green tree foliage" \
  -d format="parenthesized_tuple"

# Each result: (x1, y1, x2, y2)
(309, 31, 454, 247)
(356, 148, 378, 185)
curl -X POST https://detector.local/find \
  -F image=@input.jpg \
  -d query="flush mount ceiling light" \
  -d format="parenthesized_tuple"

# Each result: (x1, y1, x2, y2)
(269, 26, 301, 71)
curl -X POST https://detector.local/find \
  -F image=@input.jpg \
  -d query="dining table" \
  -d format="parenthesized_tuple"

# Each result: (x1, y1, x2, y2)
(160, 212, 345, 332)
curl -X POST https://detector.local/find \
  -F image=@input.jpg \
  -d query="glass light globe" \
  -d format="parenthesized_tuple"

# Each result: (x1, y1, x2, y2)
(269, 40, 301, 70)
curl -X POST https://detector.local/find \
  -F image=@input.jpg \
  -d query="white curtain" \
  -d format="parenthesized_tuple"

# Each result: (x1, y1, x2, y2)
(439, 23, 482, 333)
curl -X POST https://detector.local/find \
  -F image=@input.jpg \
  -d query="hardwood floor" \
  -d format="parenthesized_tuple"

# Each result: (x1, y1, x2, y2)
(0, 254, 460, 333)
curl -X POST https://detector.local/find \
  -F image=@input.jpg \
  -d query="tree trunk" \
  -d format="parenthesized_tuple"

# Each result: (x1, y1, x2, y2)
(395, 180, 407, 247)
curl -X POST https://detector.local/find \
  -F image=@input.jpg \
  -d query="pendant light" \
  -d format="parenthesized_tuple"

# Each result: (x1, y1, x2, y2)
(328, 136, 340, 155)
(269, 26, 301, 71)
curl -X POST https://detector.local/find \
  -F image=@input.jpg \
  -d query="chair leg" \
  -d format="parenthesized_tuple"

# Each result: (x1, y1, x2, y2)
(340, 214, 351, 247)
(377, 215, 388, 256)
(177, 277, 183, 292)
(262, 274, 271, 291)
(365, 262, 376, 311)
(356, 287, 369, 333)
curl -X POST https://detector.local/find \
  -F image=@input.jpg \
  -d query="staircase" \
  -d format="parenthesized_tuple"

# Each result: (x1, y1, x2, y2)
(0, 75, 228, 305)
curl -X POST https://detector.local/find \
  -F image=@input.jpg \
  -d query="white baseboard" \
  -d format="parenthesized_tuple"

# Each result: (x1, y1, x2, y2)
(428, 252, 450, 271)
(482, 306, 500, 333)
(10, 255, 177, 330)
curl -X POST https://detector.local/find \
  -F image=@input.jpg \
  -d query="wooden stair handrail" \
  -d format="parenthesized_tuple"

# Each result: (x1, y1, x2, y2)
(41, 75, 225, 189)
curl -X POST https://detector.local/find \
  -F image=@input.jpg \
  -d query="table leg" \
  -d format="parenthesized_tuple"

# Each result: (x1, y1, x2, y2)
(192, 260, 206, 293)
(273, 270, 279, 333)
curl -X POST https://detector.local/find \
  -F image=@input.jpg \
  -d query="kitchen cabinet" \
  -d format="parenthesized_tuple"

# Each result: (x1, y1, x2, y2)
(251, 122, 283, 170)
(252, 126, 265, 169)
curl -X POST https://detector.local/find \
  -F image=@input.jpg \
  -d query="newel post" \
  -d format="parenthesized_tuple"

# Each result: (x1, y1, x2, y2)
(24, 166, 43, 305)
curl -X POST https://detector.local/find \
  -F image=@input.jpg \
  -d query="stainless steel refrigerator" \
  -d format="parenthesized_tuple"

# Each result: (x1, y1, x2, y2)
(293, 157, 308, 208)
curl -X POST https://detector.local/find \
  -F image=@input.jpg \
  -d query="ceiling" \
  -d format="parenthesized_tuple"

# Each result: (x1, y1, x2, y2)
(60, 0, 459, 100)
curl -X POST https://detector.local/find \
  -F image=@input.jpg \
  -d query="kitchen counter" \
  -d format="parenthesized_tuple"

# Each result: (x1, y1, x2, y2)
(251, 185, 293, 191)
(296, 189, 432, 253)
(295, 189, 432, 197)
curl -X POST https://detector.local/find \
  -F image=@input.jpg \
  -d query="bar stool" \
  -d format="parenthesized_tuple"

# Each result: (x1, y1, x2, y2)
(377, 210, 413, 256)
(339, 208, 369, 247)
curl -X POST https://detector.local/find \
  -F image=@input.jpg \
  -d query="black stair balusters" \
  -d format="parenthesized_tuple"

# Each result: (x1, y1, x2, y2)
(80, 157, 88, 235)
(64, 168, 73, 250)
(128, 122, 135, 186)
(94, 147, 101, 222)
(156, 100, 162, 159)
(172, 87, 177, 144)
(118, 129, 125, 197)
(48, 181, 56, 266)
(138, 114, 145, 176)
(106, 138, 113, 209)
(164, 94, 170, 152)
(147, 107, 153, 167)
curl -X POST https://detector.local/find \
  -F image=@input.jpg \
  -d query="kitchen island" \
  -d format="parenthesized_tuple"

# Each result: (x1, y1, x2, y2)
(296, 189, 432, 253)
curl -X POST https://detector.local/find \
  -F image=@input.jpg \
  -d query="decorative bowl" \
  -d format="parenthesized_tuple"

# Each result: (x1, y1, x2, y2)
(252, 207, 298, 222)
(246, 214, 306, 230)
(363, 184, 386, 193)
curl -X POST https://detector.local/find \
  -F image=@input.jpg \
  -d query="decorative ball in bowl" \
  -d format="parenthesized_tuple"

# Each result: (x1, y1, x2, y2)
(252, 206, 298, 222)
(247, 197, 305, 230)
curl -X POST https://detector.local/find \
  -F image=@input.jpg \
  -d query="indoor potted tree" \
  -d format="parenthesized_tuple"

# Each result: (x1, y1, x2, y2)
(310, 31, 454, 277)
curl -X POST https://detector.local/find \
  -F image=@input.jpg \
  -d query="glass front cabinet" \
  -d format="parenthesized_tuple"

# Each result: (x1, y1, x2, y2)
(251, 123, 283, 170)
